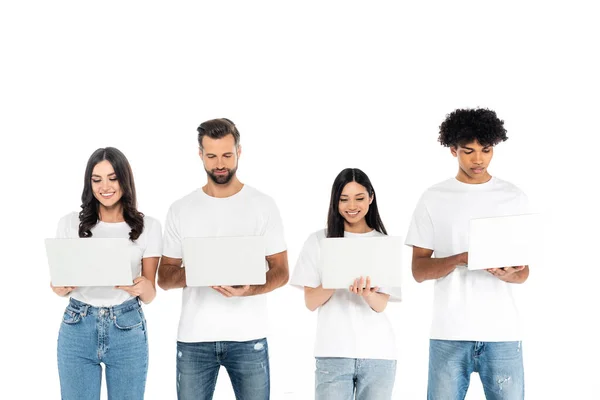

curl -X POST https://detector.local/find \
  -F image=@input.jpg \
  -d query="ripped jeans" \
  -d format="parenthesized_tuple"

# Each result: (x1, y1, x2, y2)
(176, 338, 270, 400)
(428, 340, 524, 400)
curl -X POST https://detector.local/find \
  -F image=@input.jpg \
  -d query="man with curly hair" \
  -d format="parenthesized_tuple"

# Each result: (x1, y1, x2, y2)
(405, 108, 529, 399)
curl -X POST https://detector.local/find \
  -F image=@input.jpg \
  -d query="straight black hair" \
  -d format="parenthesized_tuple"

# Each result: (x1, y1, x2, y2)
(326, 168, 387, 238)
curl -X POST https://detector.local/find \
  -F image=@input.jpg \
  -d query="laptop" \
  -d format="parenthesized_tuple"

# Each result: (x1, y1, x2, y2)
(45, 238, 133, 286)
(319, 236, 403, 289)
(182, 236, 267, 286)
(467, 213, 543, 270)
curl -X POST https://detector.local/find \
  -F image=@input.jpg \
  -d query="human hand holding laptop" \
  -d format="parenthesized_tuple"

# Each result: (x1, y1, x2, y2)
(50, 281, 76, 297)
(212, 285, 251, 297)
(116, 276, 154, 298)
(457, 251, 525, 279)
(349, 276, 380, 297)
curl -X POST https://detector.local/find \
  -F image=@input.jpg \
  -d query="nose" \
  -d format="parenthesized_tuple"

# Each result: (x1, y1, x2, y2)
(100, 180, 111, 191)
(216, 157, 225, 169)
(349, 199, 358, 209)
(473, 151, 483, 164)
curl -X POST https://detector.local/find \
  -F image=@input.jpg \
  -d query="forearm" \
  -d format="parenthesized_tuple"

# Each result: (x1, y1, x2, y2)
(247, 266, 289, 296)
(304, 285, 335, 311)
(413, 253, 464, 283)
(363, 292, 390, 312)
(157, 264, 186, 290)
(138, 287, 156, 304)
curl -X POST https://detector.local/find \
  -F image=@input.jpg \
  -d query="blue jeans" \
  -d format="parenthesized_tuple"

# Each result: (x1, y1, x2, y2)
(315, 357, 396, 400)
(176, 338, 270, 400)
(57, 297, 149, 400)
(428, 340, 524, 400)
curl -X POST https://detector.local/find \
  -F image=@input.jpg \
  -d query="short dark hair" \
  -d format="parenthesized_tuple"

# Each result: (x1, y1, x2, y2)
(326, 168, 387, 238)
(197, 118, 240, 149)
(438, 108, 508, 147)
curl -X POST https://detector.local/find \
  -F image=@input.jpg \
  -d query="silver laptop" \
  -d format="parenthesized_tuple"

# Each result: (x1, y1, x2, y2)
(45, 238, 133, 286)
(319, 236, 403, 289)
(468, 213, 543, 270)
(182, 236, 267, 286)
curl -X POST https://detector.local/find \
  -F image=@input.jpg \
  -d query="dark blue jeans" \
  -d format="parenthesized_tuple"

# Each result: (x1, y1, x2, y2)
(57, 297, 148, 400)
(176, 338, 270, 400)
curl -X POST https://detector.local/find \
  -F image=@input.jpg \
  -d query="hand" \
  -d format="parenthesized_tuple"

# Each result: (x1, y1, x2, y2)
(116, 276, 154, 298)
(349, 276, 379, 298)
(212, 285, 251, 298)
(486, 266, 526, 280)
(50, 282, 75, 297)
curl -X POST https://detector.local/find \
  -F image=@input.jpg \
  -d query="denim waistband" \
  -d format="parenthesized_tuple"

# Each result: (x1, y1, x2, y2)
(68, 297, 141, 317)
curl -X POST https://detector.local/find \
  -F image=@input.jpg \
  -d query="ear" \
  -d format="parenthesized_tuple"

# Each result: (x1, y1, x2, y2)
(236, 144, 242, 159)
(369, 193, 374, 205)
(198, 147, 203, 158)
(450, 146, 458, 157)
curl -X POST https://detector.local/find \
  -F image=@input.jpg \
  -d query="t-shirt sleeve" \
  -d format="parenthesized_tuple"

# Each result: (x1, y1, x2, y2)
(519, 191, 531, 214)
(162, 205, 183, 259)
(289, 233, 321, 288)
(405, 194, 435, 250)
(263, 198, 287, 256)
(55, 213, 76, 239)
(143, 218, 163, 258)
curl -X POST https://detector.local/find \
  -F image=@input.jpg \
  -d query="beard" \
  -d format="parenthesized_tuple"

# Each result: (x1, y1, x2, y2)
(206, 166, 237, 184)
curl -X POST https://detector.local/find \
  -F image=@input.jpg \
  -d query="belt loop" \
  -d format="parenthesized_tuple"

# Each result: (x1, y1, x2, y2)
(82, 304, 89, 317)
(109, 307, 115, 320)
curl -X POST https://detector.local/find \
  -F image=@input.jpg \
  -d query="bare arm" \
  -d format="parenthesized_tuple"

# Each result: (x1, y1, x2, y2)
(363, 292, 390, 312)
(116, 256, 159, 303)
(157, 255, 186, 290)
(349, 276, 389, 312)
(304, 285, 335, 311)
(248, 250, 289, 295)
(411, 246, 468, 283)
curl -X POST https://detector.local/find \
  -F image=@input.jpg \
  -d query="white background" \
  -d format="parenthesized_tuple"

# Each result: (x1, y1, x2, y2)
(1, 1, 598, 399)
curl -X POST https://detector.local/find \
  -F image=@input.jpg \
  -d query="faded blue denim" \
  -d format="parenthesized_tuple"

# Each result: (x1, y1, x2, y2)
(428, 340, 524, 400)
(314, 357, 396, 400)
(57, 297, 149, 400)
(176, 338, 270, 400)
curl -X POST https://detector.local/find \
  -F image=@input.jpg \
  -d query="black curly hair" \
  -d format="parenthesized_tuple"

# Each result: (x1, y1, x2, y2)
(438, 108, 508, 148)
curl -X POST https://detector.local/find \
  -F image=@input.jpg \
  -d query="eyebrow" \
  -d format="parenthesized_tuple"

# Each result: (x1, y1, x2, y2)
(340, 193, 368, 197)
(461, 146, 490, 150)
(91, 172, 116, 177)
(205, 152, 234, 156)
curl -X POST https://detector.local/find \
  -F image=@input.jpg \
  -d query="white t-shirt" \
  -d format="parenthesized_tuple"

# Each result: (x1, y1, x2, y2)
(290, 229, 399, 360)
(56, 212, 163, 307)
(405, 177, 530, 341)
(163, 185, 287, 343)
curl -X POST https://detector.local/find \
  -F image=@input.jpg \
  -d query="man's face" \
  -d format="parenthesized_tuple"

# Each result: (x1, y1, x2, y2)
(199, 134, 241, 184)
(451, 140, 493, 183)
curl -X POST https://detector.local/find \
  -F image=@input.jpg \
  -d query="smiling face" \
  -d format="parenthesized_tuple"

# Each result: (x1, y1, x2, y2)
(338, 181, 373, 230)
(451, 139, 494, 184)
(91, 160, 123, 208)
(199, 133, 240, 185)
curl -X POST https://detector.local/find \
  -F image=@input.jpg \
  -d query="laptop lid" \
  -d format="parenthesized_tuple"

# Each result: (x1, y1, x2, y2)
(182, 236, 267, 286)
(319, 236, 403, 289)
(45, 238, 133, 286)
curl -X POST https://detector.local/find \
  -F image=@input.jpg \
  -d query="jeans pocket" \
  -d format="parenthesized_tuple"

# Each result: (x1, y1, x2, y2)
(62, 307, 81, 325)
(113, 307, 143, 330)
